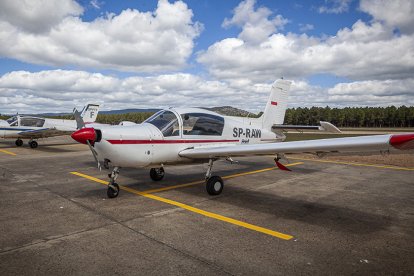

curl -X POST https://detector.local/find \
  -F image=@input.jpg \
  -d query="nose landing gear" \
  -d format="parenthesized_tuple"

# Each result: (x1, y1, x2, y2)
(150, 167, 165, 181)
(107, 166, 120, 198)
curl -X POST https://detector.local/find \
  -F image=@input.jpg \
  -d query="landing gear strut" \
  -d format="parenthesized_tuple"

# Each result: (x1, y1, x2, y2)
(205, 159, 224, 196)
(107, 166, 120, 198)
(15, 139, 23, 147)
(150, 167, 165, 181)
(29, 140, 38, 149)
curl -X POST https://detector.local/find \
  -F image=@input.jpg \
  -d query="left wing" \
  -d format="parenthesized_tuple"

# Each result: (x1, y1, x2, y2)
(179, 134, 414, 159)
(18, 128, 73, 138)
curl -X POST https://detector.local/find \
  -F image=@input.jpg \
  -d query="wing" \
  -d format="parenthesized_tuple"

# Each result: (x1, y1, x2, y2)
(18, 128, 73, 138)
(179, 134, 414, 159)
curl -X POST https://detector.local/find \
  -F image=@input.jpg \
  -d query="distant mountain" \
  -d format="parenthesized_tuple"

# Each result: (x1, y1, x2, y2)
(101, 108, 160, 114)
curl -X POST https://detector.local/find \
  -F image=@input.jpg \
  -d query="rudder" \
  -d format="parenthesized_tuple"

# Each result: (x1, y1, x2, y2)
(81, 104, 100, 123)
(261, 79, 291, 129)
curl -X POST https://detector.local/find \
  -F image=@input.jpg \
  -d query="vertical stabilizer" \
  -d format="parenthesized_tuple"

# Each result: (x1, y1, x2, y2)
(81, 104, 100, 123)
(262, 79, 291, 129)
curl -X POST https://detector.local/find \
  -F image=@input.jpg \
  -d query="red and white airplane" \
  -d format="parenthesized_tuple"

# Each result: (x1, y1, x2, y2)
(71, 79, 414, 198)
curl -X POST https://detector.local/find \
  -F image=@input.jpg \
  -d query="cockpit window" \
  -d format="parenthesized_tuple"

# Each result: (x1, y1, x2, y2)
(20, 117, 45, 127)
(6, 116, 18, 126)
(145, 110, 180, 137)
(182, 113, 224, 136)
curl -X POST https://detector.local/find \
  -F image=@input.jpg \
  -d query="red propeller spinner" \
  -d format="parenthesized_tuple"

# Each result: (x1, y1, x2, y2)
(71, 128, 96, 145)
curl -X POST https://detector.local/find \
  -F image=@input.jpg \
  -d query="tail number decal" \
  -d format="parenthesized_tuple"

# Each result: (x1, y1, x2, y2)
(233, 128, 261, 138)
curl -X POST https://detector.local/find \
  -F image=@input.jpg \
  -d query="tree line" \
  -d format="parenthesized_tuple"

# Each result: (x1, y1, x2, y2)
(1, 106, 414, 127)
(283, 106, 414, 128)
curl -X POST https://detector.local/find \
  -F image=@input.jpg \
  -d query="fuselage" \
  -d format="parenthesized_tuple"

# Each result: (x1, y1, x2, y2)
(0, 116, 78, 139)
(83, 108, 284, 168)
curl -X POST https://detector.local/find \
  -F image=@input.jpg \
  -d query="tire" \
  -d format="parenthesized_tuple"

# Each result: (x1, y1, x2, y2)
(29, 141, 38, 149)
(15, 139, 23, 147)
(107, 183, 119, 198)
(206, 176, 224, 196)
(150, 168, 165, 181)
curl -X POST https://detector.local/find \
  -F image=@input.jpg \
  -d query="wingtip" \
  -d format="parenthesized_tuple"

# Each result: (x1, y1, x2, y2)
(389, 133, 414, 150)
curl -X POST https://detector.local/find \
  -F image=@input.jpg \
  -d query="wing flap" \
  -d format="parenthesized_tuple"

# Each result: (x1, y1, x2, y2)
(179, 134, 414, 159)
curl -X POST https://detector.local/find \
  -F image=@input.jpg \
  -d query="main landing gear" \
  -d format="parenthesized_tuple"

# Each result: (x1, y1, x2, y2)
(205, 159, 224, 196)
(14, 139, 38, 148)
(29, 140, 38, 149)
(15, 139, 23, 147)
(107, 166, 120, 198)
(150, 167, 165, 181)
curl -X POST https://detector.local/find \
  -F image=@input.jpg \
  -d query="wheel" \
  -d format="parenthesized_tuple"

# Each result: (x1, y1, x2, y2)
(206, 176, 224, 196)
(15, 139, 23, 147)
(29, 141, 38, 149)
(107, 183, 119, 198)
(150, 167, 165, 181)
(103, 159, 110, 170)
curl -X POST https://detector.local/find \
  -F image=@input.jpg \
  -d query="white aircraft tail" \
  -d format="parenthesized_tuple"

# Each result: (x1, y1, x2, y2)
(261, 79, 291, 129)
(81, 104, 100, 123)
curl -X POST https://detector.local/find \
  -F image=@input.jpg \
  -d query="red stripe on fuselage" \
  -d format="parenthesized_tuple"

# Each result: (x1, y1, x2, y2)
(107, 139, 239, 145)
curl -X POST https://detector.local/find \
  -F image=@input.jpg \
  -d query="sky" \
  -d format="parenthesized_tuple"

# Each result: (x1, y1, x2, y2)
(0, 0, 413, 114)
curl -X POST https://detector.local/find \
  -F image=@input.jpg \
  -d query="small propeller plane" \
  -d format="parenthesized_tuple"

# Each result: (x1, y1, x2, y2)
(71, 79, 414, 198)
(0, 104, 100, 148)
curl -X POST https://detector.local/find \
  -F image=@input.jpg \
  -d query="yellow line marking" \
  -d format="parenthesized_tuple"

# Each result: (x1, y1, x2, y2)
(0, 149, 16, 156)
(70, 171, 294, 240)
(289, 157, 414, 171)
(141, 162, 304, 194)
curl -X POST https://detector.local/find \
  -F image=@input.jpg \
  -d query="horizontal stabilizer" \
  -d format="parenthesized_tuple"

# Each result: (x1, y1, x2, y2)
(272, 121, 341, 133)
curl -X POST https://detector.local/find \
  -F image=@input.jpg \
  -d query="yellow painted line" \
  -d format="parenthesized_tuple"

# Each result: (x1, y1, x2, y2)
(70, 171, 294, 240)
(141, 162, 304, 194)
(289, 157, 414, 171)
(0, 149, 16, 156)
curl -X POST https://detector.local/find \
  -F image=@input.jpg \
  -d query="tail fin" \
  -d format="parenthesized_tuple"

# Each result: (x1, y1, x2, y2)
(261, 79, 291, 129)
(81, 104, 100, 123)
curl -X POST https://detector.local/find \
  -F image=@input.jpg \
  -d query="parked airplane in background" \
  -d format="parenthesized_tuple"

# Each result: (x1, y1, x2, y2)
(71, 79, 414, 198)
(0, 104, 100, 148)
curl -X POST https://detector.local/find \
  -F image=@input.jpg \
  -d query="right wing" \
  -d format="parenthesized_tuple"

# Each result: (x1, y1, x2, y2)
(179, 134, 414, 159)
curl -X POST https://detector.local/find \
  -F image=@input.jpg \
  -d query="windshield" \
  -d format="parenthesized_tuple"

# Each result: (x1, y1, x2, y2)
(145, 110, 180, 137)
(6, 116, 18, 126)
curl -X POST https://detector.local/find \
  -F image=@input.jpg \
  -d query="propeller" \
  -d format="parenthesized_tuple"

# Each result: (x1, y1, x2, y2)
(87, 139, 102, 171)
(71, 127, 101, 170)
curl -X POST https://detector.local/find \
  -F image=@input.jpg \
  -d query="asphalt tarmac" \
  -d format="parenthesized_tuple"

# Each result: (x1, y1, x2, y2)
(1, 137, 413, 275)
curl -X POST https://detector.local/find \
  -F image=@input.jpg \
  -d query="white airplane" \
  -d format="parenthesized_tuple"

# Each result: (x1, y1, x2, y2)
(71, 79, 414, 198)
(0, 104, 100, 148)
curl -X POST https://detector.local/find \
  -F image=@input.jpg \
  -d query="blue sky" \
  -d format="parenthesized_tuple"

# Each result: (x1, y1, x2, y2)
(0, 0, 413, 113)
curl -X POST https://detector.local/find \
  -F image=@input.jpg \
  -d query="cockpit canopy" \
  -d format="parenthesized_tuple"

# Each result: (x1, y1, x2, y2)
(144, 109, 225, 137)
(6, 116, 45, 127)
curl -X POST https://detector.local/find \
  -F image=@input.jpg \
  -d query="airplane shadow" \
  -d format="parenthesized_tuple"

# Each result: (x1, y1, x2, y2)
(76, 160, 392, 235)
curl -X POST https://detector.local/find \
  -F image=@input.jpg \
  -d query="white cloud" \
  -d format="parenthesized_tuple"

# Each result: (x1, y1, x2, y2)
(0, 0, 202, 73)
(222, 0, 288, 45)
(360, 0, 414, 34)
(197, 1, 414, 83)
(0, 0, 83, 33)
(318, 0, 353, 14)
(299, 24, 314, 32)
(90, 0, 102, 10)
(1, 70, 413, 115)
